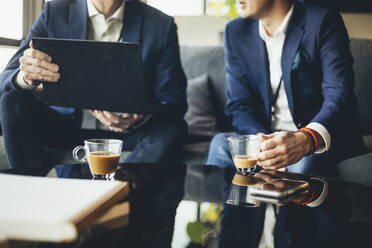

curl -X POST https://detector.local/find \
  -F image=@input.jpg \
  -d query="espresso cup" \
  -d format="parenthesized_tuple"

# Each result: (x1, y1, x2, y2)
(73, 139, 123, 180)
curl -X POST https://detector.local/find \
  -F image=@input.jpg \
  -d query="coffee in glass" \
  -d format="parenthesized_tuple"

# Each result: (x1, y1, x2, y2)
(73, 139, 123, 180)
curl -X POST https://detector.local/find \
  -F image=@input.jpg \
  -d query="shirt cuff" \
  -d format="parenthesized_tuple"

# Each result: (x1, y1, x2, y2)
(306, 177, 328, 208)
(14, 71, 37, 91)
(306, 122, 331, 153)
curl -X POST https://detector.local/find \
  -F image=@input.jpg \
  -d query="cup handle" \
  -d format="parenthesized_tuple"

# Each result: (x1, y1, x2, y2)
(72, 146, 87, 162)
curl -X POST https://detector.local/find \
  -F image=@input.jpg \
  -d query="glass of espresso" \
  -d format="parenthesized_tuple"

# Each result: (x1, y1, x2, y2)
(228, 135, 260, 175)
(73, 139, 123, 180)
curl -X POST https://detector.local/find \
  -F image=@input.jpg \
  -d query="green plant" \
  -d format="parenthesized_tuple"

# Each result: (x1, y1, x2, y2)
(224, 0, 239, 20)
(186, 204, 223, 245)
(207, 0, 239, 20)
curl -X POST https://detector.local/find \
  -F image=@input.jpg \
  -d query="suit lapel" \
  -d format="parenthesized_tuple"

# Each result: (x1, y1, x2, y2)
(69, 0, 88, 39)
(281, 2, 305, 117)
(121, 0, 143, 43)
(242, 21, 272, 120)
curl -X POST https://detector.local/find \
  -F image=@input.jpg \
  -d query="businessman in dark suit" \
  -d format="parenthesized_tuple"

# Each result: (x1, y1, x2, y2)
(206, 0, 365, 246)
(0, 0, 187, 169)
(207, 0, 366, 175)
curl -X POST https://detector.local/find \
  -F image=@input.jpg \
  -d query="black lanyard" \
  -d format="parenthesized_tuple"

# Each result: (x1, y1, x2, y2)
(271, 76, 283, 117)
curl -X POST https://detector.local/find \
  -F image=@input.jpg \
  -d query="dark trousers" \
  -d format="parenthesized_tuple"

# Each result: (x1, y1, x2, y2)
(0, 89, 187, 169)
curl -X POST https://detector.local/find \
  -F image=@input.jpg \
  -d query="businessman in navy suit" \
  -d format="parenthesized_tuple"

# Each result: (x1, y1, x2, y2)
(207, 0, 366, 174)
(0, 0, 187, 169)
(206, 0, 365, 247)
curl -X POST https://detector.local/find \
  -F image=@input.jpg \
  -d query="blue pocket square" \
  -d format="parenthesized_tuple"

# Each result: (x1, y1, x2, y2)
(292, 49, 311, 71)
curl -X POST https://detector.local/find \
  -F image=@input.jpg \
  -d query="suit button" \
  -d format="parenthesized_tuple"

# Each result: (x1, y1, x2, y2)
(297, 122, 303, 128)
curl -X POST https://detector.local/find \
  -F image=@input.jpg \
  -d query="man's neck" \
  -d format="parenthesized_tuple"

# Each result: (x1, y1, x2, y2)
(91, 0, 123, 19)
(260, 0, 292, 37)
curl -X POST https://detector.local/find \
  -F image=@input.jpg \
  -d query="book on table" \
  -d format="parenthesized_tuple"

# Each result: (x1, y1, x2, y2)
(0, 174, 129, 243)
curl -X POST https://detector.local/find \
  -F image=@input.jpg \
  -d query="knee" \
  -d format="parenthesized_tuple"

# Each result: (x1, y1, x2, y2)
(0, 90, 34, 127)
(209, 133, 231, 156)
(0, 90, 32, 114)
(287, 155, 318, 174)
(148, 118, 187, 148)
(0, 90, 20, 123)
(0, 90, 19, 115)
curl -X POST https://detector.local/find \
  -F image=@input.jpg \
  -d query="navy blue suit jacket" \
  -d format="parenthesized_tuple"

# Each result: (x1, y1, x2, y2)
(0, 0, 187, 119)
(224, 1, 365, 158)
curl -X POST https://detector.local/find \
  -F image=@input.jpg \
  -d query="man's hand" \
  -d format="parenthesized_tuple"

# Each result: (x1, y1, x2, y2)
(89, 110, 144, 132)
(257, 131, 312, 170)
(19, 41, 60, 86)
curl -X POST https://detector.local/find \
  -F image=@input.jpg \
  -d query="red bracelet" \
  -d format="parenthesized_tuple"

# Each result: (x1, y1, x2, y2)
(298, 127, 319, 152)
(297, 129, 315, 153)
(300, 185, 317, 205)
(303, 128, 319, 151)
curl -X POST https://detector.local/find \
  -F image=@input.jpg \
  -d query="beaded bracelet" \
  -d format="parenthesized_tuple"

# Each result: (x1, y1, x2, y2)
(302, 127, 319, 151)
(296, 129, 315, 154)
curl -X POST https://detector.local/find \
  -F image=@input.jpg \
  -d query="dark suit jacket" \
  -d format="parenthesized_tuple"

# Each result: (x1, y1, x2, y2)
(0, 0, 187, 119)
(224, 1, 365, 160)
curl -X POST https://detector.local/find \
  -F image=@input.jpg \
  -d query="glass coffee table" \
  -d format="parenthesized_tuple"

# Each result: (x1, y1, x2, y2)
(1, 163, 371, 248)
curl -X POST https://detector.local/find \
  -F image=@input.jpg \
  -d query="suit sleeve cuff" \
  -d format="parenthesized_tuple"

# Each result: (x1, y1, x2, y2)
(14, 71, 37, 91)
(306, 122, 331, 153)
(307, 177, 328, 207)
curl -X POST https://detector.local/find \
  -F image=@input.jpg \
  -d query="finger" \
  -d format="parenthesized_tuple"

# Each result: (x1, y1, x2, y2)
(102, 111, 122, 124)
(264, 160, 288, 171)
(260, 138, 278, 151)
(134, 114, 144, 120)
(272, 180, 286, 189)
(24, 48, 52, 63)
(89, 110, 100, 118)
(258, 154, 286, 168)
(253, 172, 273, 182)
(121, 113, 133, 119)
(20, 64, 60, 82)
(259, 147, 283, 161)
(109, 126, 125, 133)
(110, 119, 136, 129)
(21, 56, 59, 72)
(94, 111, 112, 125)
(262, 183, 276, 191)
(260, 169, 286, 178)
(23, 71, 59, 83)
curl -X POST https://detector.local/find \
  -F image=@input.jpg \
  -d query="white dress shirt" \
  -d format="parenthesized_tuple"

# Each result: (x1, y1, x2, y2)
(258, 4, 331, 153)
(87, 0, 124, 42)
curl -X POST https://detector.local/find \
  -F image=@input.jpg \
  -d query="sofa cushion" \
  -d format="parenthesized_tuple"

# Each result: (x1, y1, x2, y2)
(348, 39, 372, 134)
(185, 74, 218, 137)
(180, 46, 231, 132)
(336, 153, 372, 187)
(363, 135, 372, 152)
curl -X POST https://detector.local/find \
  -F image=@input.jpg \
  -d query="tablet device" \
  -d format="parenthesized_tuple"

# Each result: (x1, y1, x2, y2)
(32, 37, 150, 114)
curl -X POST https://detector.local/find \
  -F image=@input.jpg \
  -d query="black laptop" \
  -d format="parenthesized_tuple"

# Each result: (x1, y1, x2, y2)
(32, 37, 151, 114)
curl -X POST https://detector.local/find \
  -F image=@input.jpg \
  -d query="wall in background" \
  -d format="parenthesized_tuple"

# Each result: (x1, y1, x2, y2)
(174, 16, 227, 46)
(342, 14, 372, 39)
(175, 14, 372, 46)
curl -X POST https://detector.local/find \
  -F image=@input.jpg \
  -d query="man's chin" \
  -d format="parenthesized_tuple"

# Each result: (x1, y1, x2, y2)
(239, 13, 259, 20)
(238, 10, 259, 19)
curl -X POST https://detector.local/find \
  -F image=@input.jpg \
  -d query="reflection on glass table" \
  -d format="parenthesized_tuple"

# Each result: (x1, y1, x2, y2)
(226, 170, 327, 207)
